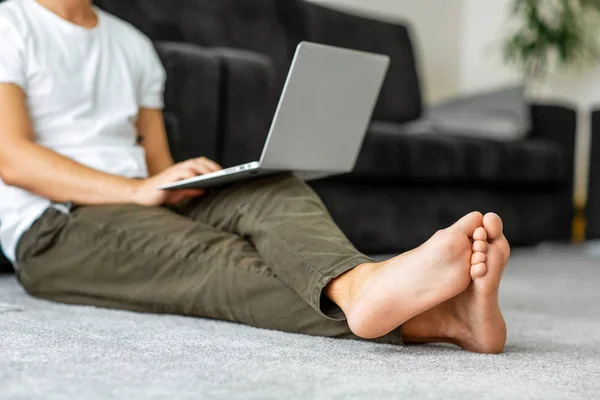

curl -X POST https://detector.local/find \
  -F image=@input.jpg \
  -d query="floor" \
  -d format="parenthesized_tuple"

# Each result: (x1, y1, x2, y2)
(1, 246, 600, 400)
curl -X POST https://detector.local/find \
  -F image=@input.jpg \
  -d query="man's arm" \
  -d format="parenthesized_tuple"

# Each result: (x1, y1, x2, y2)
(0, 84, 216, 206)
(0, 83, 140, 204)
(138, 107, 175, 176)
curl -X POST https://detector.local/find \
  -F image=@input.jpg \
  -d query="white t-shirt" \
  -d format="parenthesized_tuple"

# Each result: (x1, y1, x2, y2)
(0, 0, 166, 265)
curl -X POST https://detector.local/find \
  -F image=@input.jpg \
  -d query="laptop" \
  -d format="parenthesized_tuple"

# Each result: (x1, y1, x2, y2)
(159, 42, 390, 191)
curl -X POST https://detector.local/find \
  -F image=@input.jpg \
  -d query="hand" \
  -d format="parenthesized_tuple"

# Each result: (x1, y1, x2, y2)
(132, 157, 223, 206)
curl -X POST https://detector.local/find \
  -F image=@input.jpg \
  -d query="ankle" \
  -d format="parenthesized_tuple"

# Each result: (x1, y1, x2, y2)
(325, 262, 378, 311)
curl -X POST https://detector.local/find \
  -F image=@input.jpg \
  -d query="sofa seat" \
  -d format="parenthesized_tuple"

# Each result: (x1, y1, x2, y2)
(345, 121, 567, 185)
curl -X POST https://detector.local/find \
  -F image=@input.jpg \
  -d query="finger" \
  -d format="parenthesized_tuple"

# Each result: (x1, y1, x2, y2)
(193, 158, 222, 173)
(181, 161, 213, 176)
(199, 157, 223, 171)
(166, 167, 198, 183)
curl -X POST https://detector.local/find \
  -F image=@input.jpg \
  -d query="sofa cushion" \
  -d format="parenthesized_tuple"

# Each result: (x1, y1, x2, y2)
(214, 48, 279, 167)
(155, 42, 223, 163)
(94, 0, 423, 125)
(94, 0, 185, 41)
(176, 0, 296, 89)
(297, 2, 423, 124)
(345, 121, 567, 185)
(95, 0, 296, 90)
(428, 85, 531, 142)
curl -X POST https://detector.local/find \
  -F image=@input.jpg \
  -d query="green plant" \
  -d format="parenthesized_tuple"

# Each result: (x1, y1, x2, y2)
(503, 0, 600, 79)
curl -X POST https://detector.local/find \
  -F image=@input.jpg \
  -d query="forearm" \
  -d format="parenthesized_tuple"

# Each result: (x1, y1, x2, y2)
(0, 83, 139, 205)
(0, 140, 138, 205)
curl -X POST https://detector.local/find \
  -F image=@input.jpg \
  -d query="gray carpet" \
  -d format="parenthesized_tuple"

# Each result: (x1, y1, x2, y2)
(1, 246, 600, 399)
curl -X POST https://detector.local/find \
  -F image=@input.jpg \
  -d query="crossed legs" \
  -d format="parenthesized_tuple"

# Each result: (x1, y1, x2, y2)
(17, 174, 510, 353)
(184, 174, 511, 353)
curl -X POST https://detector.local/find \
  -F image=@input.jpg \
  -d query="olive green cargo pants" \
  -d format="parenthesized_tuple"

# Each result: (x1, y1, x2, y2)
(16, 174, 403, 344)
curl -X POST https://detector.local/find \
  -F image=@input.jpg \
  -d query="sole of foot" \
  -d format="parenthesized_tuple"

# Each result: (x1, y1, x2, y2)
(403, 213, 510, 354)
(331, 212, 484, 340)
(457, 212, 510, 353)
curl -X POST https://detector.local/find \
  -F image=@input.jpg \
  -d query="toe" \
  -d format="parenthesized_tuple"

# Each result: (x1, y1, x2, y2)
(473, 227, 487, 242)
(470, 263, 487, 279)
(483, 213, 504, 241)
(471, 251, 487, 265)
(455, 212, 484, 235)
(496, 235, 511, 264)
(472, 240, 487, 253)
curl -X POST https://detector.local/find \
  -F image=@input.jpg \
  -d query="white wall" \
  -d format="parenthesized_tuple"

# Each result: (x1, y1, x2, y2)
(458, 0, 520, 93)
(459, 0, 600, 104)
(306, 0, 464, 104)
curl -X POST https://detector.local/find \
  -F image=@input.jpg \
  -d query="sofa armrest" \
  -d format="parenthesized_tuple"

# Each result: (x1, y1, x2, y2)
(586, 111, 600, 238)
(529, 103, 577, 239)
(214, 48, 279, 167)
(529, 103, 577, 182)
(155, 41, 222, 163)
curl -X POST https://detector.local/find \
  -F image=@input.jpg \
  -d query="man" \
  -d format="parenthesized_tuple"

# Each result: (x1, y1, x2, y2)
(0, 0, 510, 353)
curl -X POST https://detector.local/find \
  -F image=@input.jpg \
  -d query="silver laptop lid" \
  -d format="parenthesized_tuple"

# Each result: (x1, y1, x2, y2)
(258, 42, 390, 172)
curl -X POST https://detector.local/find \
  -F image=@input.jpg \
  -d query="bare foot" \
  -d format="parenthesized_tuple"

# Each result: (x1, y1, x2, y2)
(402, 213, 510, 353)
(326, 212, 483, 339)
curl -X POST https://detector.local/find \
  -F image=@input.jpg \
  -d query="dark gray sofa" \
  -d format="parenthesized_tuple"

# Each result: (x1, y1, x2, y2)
(0, 0, 577, 271)
(586, 111, 600, 238)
